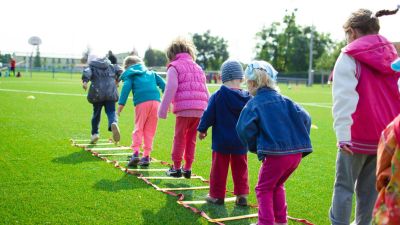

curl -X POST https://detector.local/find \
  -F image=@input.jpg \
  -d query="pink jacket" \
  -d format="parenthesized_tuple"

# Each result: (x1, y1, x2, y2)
(335, 34, 400, 154)
(167, 53, 208, 113)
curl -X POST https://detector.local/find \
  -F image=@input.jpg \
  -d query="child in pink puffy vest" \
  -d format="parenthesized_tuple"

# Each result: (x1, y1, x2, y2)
(158, 37, 209, 178)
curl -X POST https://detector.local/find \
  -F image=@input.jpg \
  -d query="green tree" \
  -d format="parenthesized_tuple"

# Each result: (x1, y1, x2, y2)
(192, 30, 229, 70)
(144, 47, 155, 66)
(34, 46, 41, 67)
(315, 40, 346, 72)
(255, 10, 335, 72)
(144, 47, 167, 67)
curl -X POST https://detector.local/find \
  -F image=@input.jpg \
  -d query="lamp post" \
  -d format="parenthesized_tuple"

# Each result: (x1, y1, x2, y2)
(308, 26, 314, 86)
(28, 36, 42, 78)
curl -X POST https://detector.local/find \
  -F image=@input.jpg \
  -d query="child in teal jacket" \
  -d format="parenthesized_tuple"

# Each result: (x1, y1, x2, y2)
(118, 56, 165, 166)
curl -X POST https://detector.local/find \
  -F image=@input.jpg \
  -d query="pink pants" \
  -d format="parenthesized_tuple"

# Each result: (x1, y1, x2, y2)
(209, 151, 249, 199)
(256, 153, 302, 225)
(131, 101, 159, 157)
(171, 117, 200, 170)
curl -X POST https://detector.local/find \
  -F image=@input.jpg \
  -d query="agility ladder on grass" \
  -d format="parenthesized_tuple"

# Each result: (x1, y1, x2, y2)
(71, 138, 314, 225)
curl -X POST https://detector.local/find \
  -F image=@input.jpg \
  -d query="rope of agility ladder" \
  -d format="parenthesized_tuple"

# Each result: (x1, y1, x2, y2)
(73, 140, 314, 225)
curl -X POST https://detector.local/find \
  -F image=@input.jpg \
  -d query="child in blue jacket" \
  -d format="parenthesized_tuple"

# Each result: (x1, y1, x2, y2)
(236, 61, 312, 225)
(198, 60, 252, 206)
(82, 54, 122, 144)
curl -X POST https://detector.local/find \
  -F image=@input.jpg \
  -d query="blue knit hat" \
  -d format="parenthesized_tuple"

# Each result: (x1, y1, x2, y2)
(220, 60, 244, 83)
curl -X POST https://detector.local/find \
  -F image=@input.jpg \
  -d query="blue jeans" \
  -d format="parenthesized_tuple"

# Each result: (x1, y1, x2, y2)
(329, 150, 377, 225)
(91, 101, 117, 135)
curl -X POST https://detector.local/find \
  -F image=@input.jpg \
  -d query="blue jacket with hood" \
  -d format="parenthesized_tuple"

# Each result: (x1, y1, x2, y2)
(197, 85, 252, 154)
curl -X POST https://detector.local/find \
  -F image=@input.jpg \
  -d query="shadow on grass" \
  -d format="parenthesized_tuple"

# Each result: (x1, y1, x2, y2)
(93, 174, 148, 192)
(142, 194, 203, 225)
(198, 199, 252, 225)
(52, 150, 95, 164)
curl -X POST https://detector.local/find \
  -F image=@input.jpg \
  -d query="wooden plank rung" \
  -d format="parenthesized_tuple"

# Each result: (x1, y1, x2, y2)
(75, 142, 114, 147)
(71, 139, 110, 142)
(127, 168, 168, 172)
(97, 153, 132, 156)
(208, 213, 258, 223)
(87, 147, 131, 151)
(158, 186, 209, 191)
(178, 197, 236, 205)
(139, 176, 203, 180)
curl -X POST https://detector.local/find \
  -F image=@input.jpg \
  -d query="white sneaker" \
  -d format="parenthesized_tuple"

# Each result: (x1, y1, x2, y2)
(111, 122, 120, 142)
(90, 134, 99, 144)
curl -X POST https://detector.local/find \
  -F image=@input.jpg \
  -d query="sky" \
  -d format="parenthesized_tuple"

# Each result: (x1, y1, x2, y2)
(1, 0, 399, 63)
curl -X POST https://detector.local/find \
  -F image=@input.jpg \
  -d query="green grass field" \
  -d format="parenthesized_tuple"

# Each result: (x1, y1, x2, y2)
(0, 72, 337, 225)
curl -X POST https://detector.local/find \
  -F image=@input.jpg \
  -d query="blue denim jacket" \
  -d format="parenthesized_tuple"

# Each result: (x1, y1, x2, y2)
(236, 87, 312, 161)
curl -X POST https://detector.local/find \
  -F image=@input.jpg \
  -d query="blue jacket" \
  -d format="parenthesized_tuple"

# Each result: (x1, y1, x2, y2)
(82, 58, 122, 104)
(198, 85, 252, 154)
(118, 64, 165, 106)
(236, 87, 312, 161)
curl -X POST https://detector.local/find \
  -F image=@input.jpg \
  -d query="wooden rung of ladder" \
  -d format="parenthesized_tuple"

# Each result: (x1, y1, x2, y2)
(70, 139, 110, 143)
(74, 142, 115, 147)
(157, 186, 209, 191)
(97, 152, 132, 156)
(178, 197, 236, 205)
(127, 168, 168, 172)
(139, 176, 203, 180)
(117, 159, 161, 163)
(87, 146, 131, 151)
(208, 213, 258, 223)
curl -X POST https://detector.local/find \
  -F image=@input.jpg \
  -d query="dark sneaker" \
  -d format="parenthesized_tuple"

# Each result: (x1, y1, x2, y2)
(111, 122, 120, 142)
(127, 152, 140, 167)
(138, 156, 150, 167)
(182, 168, 191, 179)
(166, 167, 182, 178)
(206, 195, 224, 205)
(235, 196, 248, 206)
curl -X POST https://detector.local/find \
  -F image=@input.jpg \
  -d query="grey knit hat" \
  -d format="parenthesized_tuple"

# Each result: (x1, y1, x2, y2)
(220, 60, 244, 83)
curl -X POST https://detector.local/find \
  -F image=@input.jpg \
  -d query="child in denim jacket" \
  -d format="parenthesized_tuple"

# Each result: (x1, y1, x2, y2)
(236, 61, 312, 225)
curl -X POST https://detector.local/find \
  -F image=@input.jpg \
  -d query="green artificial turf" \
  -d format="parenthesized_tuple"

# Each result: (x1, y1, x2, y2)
(0, 72, 338, 224)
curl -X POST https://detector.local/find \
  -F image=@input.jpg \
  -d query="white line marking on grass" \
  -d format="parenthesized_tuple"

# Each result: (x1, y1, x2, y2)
(299, 102, 332, 109)
(0, 88, 85, 97)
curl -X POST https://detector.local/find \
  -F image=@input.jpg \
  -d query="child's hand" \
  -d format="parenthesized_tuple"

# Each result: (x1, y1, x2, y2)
(198, 132, 207, 140)
(82, 82, 88, 91)
(117, 105, 124, 116)
(340, 144, 353, 155)
(168, 104, 173, 113)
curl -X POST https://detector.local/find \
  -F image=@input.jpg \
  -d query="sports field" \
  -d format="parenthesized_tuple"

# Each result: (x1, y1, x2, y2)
(0, 72, 337, 225)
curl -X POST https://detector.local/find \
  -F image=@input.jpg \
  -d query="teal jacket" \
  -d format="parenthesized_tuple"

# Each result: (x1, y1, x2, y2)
(118, 64, 165, 106)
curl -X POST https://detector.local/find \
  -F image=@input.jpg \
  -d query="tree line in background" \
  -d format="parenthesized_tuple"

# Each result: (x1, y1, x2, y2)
(8, 10, 343, 74)
(141, 10, 343, 73)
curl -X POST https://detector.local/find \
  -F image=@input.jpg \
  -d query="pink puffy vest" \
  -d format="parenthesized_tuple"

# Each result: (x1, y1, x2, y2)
(168, 53, 208, 113)
(344, 34, 400, 154)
